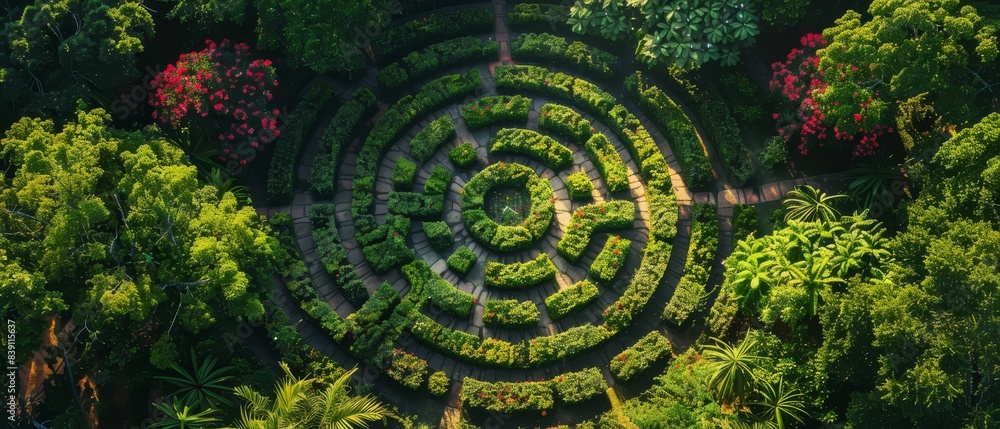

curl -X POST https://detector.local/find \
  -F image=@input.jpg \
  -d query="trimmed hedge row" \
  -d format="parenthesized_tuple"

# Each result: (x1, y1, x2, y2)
(602, 238, 672, 331)
(462, 162, 554, 252)
(423, 220, 454, 251)
(511, 33, 616, 79)
(591, 235, 631, 283)
(625, 72, 713, 192)
(446, 245, 477, 275)
(483, 299, 540, 329)
(374, 8, 493, 60)
(387, 192, 445, 219)
(538, 102, 592, 144)
(311, 88, 377, 196)
(410, 116, 455, 162)
(528, 324, 611, 366)
(566, 171, 594, 200)
(484, 254, 557, 289)
(392, 158, 417, 190)
(401, 260, 474, 318)
(309, 204, 369, 307)
(490, 128, 572, 170)
(507, 3, 570, 31)
(268, 84, 337, 202)
(609, 330, 672, 381)
(557, 200, 636, 262)
(353, 70, 481, 271)
(388, 348, 427, 390)
(494, 65, 673, 193)
(377, 37, 498, 91)
(461, 95, 532, 129)
(460, 367, 607, 413)
(545, 280, 599, 320)
(583, 133, 630, 192)
(662, 202, 717, 325)
(424, 165, 452, 195)
(449, 142, 477, 168)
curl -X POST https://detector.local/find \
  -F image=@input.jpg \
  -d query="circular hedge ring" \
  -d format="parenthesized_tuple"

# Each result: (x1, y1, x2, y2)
(462, 162, 554, 251)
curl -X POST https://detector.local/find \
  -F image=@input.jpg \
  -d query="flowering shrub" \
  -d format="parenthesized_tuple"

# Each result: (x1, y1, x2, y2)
(483, 299, 541, 329)
(388, 349, 428, 390)
(460, 377, 554, 413)
(610, 331, 672, 380)
(552, 367, 607, 403)
(150, 39, 279, 162)
(770, 33, 892, 158)
(545, 280, 600, 320)
(590, 236, 631, 283)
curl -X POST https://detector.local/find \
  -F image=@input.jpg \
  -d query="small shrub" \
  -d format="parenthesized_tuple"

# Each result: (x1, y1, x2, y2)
(411, 116, 456, 162)
(552, 367, 607, 403)
(483, 299, 540, 329)
(392, 158, 417, 190)
(447, 246, 477, 275)
(423, 165, 452, 195)
(449, 142, 477, 168)
(566, 171, 594, 200)
(760, 136, 788, 173)
(423, 221, 454, 251)
(590, 236, 630, 283)
(484, 254, 557, 289)
(388, 349, 427, 390)
(428, 371, 450, 396)
(545, 280, 599, 320)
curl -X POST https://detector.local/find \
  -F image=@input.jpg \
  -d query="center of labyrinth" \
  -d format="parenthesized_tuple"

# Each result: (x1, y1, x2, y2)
(463, 162, 554, 252)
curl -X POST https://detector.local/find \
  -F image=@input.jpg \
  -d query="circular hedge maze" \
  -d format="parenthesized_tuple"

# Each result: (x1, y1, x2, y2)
(268, 5, 720, 426)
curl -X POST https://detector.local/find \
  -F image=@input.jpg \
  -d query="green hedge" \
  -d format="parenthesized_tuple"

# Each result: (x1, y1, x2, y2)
(449, 142, 477, 168)
(377, 37, 498, 91)
(311, 88, 376, 196)
(583, 132, 630, 192)
(423, 165, 452, 195)
(446, 245, 476, 276)
(462, 162, 554, 252)
(423, 220, 454, 251)
(602, 239, 672, 331)
(557, 200, 636, 262)
(267, 84, 336, 202)
(411, 116, 455, 162)
(591, 235, 631, 283)
(483, 299, 540, 329)
(545, 280, 599, 320)
(460, 378, 554, 413)
(494, 65, 673, 193)
(490, 128, 573, 170)
(309, 204, 369, 307)
(553, 367, 607, 403)
(484, 254, 557, 289)
(387, 192, 445, 219)
(625, 71, 713, 192)
(507, 4, 570, 31)
(428, 371, 450, 396)
(410, 312, 528, 367)
(461, 95, 532, 129)
(374, 8, 493, 59)
(538, 102, 592, 144)
(392, 158, 417, 190)
(662, 202, 717, 325)
(528, 324, 610, 366)
(609, 331, 672, 381)
(401, 260, 474, 318)
(566, 171, 594, 200)
(511, 33, 616, 79)
(388, 348, 427, 390)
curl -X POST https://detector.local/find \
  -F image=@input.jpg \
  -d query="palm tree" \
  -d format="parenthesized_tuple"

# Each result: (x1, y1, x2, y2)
(704, 333, 764, 406)
(156, 350, 236, 411)
(151, 397, 221, 429)
(726, 240, 778, 312)
(230, 363, 391, 429)
(203, 168, 251, 204)
(780, 250, 844, 319)
(752, 378, 807, 429)
(782, 185, 847, 223)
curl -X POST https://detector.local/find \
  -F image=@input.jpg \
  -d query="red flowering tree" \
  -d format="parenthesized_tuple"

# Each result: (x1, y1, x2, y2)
(770, 33, 891, 158)
(150, 39, 280, 164)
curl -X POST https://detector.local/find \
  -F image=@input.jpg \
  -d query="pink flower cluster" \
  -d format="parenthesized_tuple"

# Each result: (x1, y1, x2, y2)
(150, 39, 279, 162)
(769, 33, 889, 158)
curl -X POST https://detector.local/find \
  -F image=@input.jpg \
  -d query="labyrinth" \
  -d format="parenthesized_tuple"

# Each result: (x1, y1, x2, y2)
(267, 5, 717, 426)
